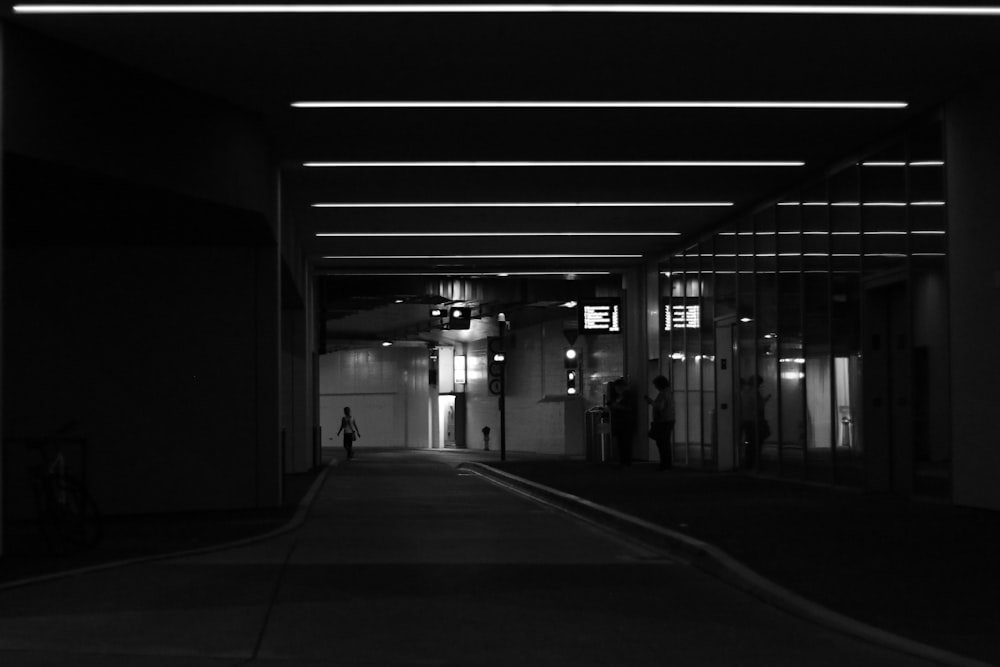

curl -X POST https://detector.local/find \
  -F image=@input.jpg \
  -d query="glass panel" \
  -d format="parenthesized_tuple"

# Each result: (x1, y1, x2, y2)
(777, 270, 804, 479)
(804, 272, 833, 483)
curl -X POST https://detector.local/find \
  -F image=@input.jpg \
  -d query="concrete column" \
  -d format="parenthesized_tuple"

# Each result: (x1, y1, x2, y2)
(946, 78, 1000, 510)
(256, 245, 282, 507)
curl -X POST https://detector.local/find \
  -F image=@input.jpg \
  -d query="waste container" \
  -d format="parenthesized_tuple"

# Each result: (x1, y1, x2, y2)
(585, 407, 613, 463)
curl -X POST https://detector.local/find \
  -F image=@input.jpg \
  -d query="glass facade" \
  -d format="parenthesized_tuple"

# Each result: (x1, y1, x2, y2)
(660, 115, 949, 495)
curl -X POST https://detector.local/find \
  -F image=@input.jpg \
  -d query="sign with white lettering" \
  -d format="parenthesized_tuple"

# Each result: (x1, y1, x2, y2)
(579, 298, 622, 334)
(664, 300, 700, 331)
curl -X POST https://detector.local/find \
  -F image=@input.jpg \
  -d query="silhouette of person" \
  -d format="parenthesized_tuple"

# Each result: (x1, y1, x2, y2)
(336, 406, 361, 460)
(610, 377, 637, 466)
(740, 375, 771, 469)
(645, 375, 675, 470)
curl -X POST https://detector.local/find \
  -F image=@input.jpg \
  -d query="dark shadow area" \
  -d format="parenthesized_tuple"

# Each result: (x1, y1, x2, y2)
(0, 460, 329, 585)
(489, 460, 1000, 666)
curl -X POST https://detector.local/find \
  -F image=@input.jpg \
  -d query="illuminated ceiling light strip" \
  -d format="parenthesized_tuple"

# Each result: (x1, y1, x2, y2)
(911, 161, 946, 166)
(321, 254, 643, 259)
(326, 271, 613, 276)
(304, 160, 804, 167)
(316, 231, 681, 237)
(15, 4, 1000, 15)
(778, 201, 943, 207)
(292, 100, 908, 109)
(312, 201, 733, 208)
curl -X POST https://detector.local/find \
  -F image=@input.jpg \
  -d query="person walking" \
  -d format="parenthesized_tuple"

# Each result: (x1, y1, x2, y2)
(336, 406, 361, 460)
(645, 375, 675, 470)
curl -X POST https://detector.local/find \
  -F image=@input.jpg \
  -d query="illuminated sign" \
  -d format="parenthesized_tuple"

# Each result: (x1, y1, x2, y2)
(579, 298, 622, 334)
(664, 300, 700, 331)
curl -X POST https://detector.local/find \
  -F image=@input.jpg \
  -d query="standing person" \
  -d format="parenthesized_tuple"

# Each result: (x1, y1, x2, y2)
(645, 375, 675, 471)
(336, 406, 361, 460)
(739, 375, 771, 469)
(609, 377, 636, 467)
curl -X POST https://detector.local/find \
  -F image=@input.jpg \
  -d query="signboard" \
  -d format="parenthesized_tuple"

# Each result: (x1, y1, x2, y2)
(664, 300, 700, 331)
(579, 298, 622, 334)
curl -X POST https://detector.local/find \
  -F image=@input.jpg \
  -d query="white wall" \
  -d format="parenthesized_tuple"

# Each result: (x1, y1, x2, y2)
(319, 347, 431, 449)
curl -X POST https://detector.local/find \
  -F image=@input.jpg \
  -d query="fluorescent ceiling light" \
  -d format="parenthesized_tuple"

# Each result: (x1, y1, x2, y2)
(15, 4, 1000, 15)
(312, 201, 733, 208)
(322, 254, 642, 259)
(293, 100, 907, 110)
(316, 232, 680, 237)
(304, 160, 804, 168)
(778, 201, 944, 207)
(323, 271, 613, 276)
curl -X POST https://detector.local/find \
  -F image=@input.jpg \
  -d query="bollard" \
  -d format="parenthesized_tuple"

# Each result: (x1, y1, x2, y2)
(482, 426, 491, 451)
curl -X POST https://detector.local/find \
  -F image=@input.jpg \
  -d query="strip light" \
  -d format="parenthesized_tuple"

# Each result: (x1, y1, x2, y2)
(304, 160, 804, 167)
(312, 201, 733, 208)
(14, 4, 1000, 15)
(325, 271, 614, 276)
(293, 101, 908, 109)
(322, 253, 643, 259)
(316, 232, 681, 237)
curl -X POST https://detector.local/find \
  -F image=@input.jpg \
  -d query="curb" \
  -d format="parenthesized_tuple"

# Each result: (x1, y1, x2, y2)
(459, 461, 994, 667)
(0, 458, 338, 592)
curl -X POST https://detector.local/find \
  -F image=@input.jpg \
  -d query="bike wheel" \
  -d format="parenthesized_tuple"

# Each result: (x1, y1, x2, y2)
(42, 476, 102, 552)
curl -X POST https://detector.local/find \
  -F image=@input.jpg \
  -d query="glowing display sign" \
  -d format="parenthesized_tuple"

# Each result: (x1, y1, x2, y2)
(664, 301, 700, 331)
(579, 299, 622, 334)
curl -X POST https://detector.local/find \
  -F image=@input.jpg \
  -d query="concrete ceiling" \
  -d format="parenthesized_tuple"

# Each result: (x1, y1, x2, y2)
(8, 3, 1000, 343)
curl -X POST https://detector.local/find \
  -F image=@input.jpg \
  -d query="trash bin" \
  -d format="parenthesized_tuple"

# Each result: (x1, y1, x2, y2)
(585, 407, 613, 463)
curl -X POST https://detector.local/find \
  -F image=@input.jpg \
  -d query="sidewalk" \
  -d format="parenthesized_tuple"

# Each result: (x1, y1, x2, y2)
(480, 459, 1000, 667)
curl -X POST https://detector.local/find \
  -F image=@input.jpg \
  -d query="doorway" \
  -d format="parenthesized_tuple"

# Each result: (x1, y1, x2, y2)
(437, 395, 456, 449)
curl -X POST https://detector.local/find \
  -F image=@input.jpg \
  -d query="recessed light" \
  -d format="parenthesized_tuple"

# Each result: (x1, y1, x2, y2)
(292, 100, 908, 110)
(16, 4, 1000, 15)
(304, 160, 805, 168)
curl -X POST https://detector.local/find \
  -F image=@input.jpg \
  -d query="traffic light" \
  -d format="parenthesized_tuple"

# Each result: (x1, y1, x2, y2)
(566, 370, 578, 395)
(487, 336, 504, 395)
(564, 348, 579, 395)
(448, 307, 471, 329)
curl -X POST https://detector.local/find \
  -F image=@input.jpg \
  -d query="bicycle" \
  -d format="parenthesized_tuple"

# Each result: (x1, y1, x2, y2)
(15, 433, 102, 555)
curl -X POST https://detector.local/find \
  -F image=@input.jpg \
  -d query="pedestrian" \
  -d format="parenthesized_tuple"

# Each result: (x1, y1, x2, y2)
(739, 375, 771, 469)
(609, 377, 636, 466)
(645, 375, 675, 470)
(336, 406, 361, 460)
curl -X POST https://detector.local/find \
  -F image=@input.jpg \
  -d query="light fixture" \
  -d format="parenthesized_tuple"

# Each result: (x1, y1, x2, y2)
(293, 100, 908, 110)
(381, 341, 393, 347)
(330, 271, 613, 276)
(322, 254, 642, 259)
(311, 201, 732, 208)
(16, 4, 1000, 16)
(304, 160, 804, 168)
(316, 232, 681, 237)
(740, 317, 753, 323)
(454, 354, 467, 385)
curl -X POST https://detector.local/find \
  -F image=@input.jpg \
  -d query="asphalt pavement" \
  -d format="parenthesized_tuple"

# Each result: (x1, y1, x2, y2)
(0, 447, 977, 666)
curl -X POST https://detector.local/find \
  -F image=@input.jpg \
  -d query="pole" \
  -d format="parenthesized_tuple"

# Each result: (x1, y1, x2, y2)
(499, 318, 507, 461)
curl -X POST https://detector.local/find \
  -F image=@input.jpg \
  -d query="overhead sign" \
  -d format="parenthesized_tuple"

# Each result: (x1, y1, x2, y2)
(579, 298, 622, 334)
(664, 300, 700, 331)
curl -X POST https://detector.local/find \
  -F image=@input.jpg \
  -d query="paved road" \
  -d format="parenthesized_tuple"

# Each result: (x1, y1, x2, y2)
(0, 449, 938, 666)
